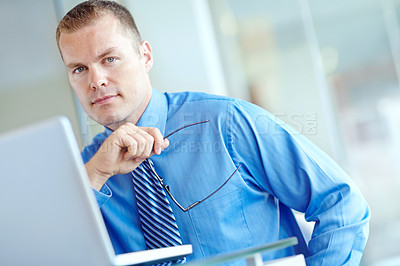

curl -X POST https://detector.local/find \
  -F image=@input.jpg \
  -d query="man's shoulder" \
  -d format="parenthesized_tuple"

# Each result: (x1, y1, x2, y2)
(91, 129, 109, 144)
(81, 129, 108, 163)
(164, 90, 269, 116)
(165, 90, 236, 106)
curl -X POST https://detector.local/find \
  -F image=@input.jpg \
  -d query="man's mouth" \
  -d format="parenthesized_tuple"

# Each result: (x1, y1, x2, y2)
(92, 95, 118, 105)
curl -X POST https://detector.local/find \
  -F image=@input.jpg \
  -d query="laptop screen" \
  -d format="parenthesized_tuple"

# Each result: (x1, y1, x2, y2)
(0, 116, 192, 266)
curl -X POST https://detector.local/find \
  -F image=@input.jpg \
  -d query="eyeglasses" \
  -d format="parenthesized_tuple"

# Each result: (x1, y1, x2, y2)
(146, 120, 242, 212)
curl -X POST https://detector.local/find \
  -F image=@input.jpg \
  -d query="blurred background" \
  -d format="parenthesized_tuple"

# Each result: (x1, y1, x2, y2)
(1, 0, 400, 264)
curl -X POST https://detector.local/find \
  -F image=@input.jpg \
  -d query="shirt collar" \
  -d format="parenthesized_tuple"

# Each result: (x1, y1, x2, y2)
(104, 87, 168, 136)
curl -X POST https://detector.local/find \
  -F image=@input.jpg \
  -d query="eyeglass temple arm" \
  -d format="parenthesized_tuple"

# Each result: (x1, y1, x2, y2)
(155, 120, 242, 212)
(148, 167, 193, 212)
(164, 185, 194, 212)
(193, 164, 242, 207)
(164, 164, 242, 212)
(164, 120, 210, 139)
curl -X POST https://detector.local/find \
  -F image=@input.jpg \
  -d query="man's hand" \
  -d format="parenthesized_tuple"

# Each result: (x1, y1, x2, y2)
(85, 123, 169, 191)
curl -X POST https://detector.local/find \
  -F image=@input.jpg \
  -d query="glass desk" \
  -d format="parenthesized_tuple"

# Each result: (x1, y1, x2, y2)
(183, 237, 301, 266)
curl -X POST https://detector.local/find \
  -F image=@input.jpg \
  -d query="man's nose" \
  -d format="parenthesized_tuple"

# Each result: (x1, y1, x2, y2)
(89, 68, 108, 90)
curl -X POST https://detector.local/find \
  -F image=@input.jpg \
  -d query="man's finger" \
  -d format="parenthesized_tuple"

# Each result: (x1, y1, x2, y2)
(119, 123, 151, 159)
(136, 128, 154, 158)
(142, 127, 164, 155)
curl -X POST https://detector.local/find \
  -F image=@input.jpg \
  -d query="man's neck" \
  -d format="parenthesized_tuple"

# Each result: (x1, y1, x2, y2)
(105, 87, 153, 131)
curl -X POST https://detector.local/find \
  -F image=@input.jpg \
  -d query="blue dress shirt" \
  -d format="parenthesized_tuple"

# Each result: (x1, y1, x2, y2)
(81, 88, 370, 265)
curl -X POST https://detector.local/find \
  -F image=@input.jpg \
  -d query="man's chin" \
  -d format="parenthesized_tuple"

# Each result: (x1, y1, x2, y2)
(102, 119, 125, 129)
(90, 114, 125, 128)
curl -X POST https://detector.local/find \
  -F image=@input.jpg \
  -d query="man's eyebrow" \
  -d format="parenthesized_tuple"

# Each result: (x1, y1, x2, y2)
(96, 46, 118, 61)
(66, 62, 82, 69)
(65, 47, 119, 69)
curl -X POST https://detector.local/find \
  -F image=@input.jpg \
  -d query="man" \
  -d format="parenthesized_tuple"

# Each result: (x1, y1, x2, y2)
(56, 1, 370, 265)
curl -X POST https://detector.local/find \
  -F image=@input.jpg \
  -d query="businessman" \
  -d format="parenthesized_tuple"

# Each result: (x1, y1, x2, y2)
(56, 1, 370, 265)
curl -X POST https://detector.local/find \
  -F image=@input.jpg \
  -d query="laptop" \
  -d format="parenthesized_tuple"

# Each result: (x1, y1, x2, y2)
(0, 116, 192, 266)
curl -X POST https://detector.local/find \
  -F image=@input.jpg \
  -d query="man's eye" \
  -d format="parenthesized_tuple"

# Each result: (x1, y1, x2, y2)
(73, 66, 85, 74)
(106, 57, 115, 63)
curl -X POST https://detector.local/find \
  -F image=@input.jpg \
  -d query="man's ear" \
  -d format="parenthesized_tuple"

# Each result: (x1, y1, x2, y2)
(140, 40, 153, 72)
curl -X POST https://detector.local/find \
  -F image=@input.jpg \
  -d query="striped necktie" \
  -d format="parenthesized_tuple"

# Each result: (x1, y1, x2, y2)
(131, 158, 185, 265)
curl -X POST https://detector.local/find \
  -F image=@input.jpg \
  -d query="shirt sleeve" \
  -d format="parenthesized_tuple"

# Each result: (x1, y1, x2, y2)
(92, 184, 112, 208)
(81, 130, 113, 208)
(227, 99, 370, 265)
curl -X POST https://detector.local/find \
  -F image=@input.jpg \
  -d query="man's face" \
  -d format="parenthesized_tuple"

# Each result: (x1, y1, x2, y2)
(58, 14, 153, 130)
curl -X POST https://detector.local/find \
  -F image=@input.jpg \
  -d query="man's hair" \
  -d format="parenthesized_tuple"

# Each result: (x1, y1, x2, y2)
(56, 0, 142, 51)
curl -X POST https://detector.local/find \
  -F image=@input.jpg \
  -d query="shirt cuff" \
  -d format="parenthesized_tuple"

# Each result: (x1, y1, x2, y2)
(92, 184, 112, 208)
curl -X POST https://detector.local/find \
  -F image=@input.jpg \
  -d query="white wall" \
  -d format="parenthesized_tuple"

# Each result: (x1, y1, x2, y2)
(0, 0, 81, 144)
(125, 0, 227, 95)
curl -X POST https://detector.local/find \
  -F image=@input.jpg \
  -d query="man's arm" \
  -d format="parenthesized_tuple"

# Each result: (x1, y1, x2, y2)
(228, 99, 370, 265)
(84, 123, 169, 191)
